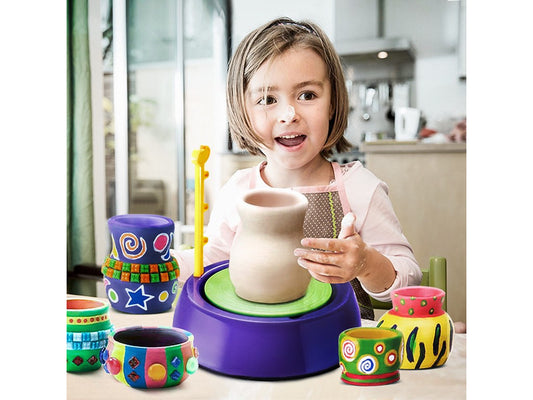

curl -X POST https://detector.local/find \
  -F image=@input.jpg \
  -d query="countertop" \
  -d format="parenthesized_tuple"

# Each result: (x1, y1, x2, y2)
(67, 294, 466, 400)
(360, 141, 466, 154)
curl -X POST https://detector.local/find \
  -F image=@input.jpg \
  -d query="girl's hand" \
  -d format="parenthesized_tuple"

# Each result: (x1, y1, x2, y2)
(293, 212, 368, 284)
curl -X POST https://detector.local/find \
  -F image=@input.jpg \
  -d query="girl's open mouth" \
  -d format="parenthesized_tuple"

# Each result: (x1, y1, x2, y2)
(275, 134, 306, 147)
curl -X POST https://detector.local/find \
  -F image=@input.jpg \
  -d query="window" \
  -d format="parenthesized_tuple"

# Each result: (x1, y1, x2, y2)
(95, 0, 229, 257)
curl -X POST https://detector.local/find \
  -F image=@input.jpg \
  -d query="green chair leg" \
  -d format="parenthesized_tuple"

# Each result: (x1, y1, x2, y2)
(428, 256, 447, 311)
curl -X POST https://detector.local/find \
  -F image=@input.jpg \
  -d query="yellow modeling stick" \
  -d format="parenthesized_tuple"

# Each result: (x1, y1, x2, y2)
(192, 145, 210, 277)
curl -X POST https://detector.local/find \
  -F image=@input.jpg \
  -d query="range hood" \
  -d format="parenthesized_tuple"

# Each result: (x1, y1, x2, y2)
(336, 36, 415, 64)
(335, 37, 415, 63)
(335, 0, 415, 64)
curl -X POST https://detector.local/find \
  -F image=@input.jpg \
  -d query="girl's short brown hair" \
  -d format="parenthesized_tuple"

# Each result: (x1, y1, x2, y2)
(226, 17, 351, 157)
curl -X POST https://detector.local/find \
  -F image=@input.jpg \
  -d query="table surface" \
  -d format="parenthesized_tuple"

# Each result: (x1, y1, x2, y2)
(67, 294, 466, 400)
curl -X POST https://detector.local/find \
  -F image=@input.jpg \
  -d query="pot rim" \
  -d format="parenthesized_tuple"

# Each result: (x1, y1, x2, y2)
(391, 285, 445, 299)
(67, 298, 109, 313)
(108, 214, 174, 229)
(340, 327, 403, 341)
(239, 188, 308, 210)
(110, 326, 193, 349)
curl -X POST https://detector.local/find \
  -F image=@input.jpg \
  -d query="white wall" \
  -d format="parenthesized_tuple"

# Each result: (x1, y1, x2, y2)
(384, 0, 466, 127)
(333, 0, 466, 128)
(231, 0, 335, 53)
(416, 55, 466, 126)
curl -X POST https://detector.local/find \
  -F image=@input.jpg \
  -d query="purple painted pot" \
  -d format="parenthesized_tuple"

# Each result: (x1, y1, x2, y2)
(104, 277, 179, 314)
(108, 214, 174, 265)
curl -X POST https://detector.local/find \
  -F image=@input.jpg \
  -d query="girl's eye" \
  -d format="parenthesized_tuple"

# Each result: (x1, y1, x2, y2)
(298, 92, 316, 101)
(258, 95, 276, 105)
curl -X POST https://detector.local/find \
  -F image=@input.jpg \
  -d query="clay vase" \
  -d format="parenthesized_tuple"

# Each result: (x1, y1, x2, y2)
(229, 188, 310, 303)
(377, 286, 454, 370)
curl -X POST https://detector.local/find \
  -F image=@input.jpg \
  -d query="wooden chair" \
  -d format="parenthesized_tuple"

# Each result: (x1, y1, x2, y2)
(370, 256, 447, 313)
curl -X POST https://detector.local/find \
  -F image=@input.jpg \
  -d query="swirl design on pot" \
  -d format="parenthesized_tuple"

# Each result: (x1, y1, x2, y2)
(120, 233, 147, 260)
(357, 355, 377, 375)
(342, 339, 357, 362)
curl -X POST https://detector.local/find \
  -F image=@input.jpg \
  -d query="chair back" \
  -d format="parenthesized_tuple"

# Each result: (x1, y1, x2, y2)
(370, 256, 447, 312)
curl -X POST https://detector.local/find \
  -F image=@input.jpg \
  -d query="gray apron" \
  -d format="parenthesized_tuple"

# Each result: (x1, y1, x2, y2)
(251, 162, 375, 320)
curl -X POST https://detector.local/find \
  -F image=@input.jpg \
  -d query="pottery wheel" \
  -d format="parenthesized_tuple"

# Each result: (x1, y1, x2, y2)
(204, 268, 332, 318)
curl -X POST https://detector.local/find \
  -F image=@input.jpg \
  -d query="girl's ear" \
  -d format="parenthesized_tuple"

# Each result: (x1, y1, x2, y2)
(329, 104, 334, 120)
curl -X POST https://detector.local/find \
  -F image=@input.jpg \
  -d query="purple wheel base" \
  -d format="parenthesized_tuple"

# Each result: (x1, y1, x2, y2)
(172, 261, 361, 379)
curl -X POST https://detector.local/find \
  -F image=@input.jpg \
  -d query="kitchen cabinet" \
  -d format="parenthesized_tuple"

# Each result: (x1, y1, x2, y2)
(219, 153, 265, 185)
(360, 142, 466, 323)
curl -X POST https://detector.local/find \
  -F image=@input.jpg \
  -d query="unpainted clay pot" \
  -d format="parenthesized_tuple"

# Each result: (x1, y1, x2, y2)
(229, 188, 310, 303)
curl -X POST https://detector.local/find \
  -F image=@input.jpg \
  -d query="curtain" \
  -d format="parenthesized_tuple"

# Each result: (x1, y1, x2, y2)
(67, 0, 96, 295)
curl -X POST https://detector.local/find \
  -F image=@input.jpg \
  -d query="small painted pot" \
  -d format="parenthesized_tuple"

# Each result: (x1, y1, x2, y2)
(377, 286, 454, 370)
(67, 298, 112, 332)
(101, 326, 199, 388)
(102, 256, 180, 314)
(67, 298, 113, 372)
(339, 327, 403, 386)
(108, 214, 174, 265)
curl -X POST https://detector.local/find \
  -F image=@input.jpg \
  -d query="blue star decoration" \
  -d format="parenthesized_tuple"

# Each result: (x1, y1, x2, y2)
(125, 285, 154, 311)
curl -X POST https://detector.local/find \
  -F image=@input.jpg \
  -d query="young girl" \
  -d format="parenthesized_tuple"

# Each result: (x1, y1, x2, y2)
(174, 17, 421, 320)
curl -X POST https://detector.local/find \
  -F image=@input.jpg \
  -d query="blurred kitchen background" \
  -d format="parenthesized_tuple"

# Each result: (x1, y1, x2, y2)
(68, 0, 466, 322)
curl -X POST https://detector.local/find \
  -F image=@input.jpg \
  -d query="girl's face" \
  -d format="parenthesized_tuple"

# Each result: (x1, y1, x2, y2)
(245, 47, 332, 172)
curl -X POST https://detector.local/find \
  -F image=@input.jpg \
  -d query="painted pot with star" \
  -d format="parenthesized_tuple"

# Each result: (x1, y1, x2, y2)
(102, 214, 180, 314)
(339, 327, 403, 386)
(100, 326, 198, 388)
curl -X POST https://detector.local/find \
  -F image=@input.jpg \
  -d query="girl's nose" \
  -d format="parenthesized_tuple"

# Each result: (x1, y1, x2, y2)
(278, 104, 296, 123)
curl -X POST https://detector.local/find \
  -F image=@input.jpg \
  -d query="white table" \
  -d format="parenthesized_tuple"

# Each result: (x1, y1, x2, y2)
(67, 295, 466, 399)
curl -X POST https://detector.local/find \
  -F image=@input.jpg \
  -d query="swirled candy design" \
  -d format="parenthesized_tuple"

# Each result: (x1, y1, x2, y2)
(120, 233, 147, 260)
(357, 355, 377, 375)
(342, 339, 357, 362)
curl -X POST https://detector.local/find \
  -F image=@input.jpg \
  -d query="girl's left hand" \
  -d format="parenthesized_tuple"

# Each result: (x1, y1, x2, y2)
(293, 212, 368, 284)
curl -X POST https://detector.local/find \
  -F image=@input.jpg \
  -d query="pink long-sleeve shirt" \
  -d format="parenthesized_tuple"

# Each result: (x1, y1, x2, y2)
(174, 161, 421, 302)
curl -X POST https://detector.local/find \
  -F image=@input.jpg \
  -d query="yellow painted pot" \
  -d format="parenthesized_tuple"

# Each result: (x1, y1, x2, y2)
(377, 286, 453, 370)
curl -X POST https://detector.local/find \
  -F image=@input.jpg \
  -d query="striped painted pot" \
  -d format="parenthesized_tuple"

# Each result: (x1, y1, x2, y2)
(101, 326, 198, 388)
(377, 286, 454, 370)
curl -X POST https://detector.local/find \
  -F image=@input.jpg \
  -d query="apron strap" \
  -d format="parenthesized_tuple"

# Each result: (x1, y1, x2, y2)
(331, 162, 351, 215)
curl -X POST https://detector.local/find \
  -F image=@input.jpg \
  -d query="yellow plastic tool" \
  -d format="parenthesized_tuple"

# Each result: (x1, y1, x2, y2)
(192, 145, 210, 277)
